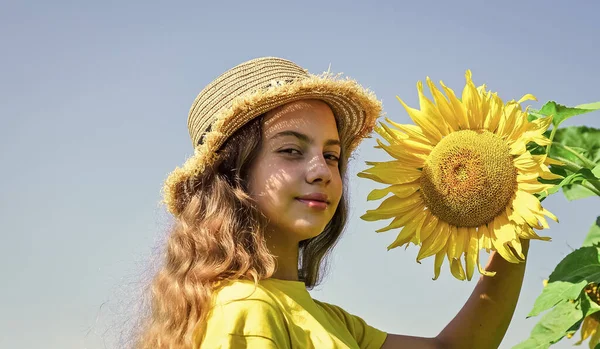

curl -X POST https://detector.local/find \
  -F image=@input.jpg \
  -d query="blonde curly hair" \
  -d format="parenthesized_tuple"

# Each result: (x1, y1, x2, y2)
(135, 116, 349, 348)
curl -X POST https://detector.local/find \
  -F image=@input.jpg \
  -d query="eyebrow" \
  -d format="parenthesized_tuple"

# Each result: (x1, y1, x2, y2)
(270, 130, 341, 147)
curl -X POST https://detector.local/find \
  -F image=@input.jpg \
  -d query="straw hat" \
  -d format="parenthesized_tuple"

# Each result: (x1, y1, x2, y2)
(163, 56, 382, 216)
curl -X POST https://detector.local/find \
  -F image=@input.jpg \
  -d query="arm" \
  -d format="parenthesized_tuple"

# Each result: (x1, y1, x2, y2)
(382, 239, 530, 349)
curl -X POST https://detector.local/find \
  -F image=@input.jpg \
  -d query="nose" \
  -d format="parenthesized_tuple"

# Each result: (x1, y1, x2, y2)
(305, 154, 333, 184)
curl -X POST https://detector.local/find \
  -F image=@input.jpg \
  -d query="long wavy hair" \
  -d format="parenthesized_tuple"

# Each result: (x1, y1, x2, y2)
(135, 115, 349, 348)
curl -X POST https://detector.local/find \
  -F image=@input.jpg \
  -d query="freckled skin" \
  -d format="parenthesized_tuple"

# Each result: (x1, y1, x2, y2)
(247, 99, 343, 245)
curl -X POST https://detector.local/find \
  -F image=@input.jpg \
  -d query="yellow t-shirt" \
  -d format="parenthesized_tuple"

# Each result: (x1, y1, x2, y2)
(197, 278, 387, 349)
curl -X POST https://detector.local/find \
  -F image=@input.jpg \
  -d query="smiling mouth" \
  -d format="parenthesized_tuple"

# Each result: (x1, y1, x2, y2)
(296, 198, 329, 210)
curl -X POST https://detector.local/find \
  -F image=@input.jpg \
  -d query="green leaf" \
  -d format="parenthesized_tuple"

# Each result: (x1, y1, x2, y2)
(583, 217, 600, 247)
(539, 101, 600, 127)
(593, 165, 600, 178)
(528, 109, 544, 121)
(528, 280, 588, 317)
(516, 292, 600, 349)
(528, 246, 600, 317)
(580, 168, 600, 181)
(527, 142, 547, 156)
(537, 170, 589, 200)
(551, 126, 600, 165)
(549, 247, 600, 282)
(511, 338, 550, 349)
(577, 101, 600, 110)
(514, 301, 585, 349)
(563, 183, 597, 201)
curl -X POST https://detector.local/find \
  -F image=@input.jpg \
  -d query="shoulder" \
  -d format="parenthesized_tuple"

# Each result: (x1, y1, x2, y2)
(212, 279, 275, 304)
(312, 299, 351, 323)
(207, 280, 287, 334)
(201, 280, 290, 348)
(313, 299, 388, 349)
(211, 279, 282, 314)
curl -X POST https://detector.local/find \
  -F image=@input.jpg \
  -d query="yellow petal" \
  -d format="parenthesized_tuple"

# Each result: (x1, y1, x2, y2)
(374, 139, 428, 167)
(484, 93, 504, 133)
(532, 155, 564, 180)
(361, 192, 422, 221)
(517, 94, 537, 104)
(402, 139, 435, 153)
(358, 161, 422, 185)
(418, 212, 439, 242)
(427, 77, 459, 132)
(417, 220, 451, 261)
(447, 226, 467, 260)
(385, 118, 432, 145)
(491, 215, 521, 263)
(476, 226, 496, 277)
(450, 257, 466, 280)
(497, 102, 520, 138)
(438, 80, 469, 130)
(462, 70, 484, 129)
(375, 203, 425, 232)
(516, 222, 550, 241)
(589, 317, 600, 348)
(517, 178, 554, 195)
(506, 111, 529, 142)
(376, 122, 408, 143)
(508, 238, 525, 260)
(513, 151, 540, 170)
(478, 88, 493, 123)
(478, 223, 493, 252)
(543, 156, 564, 166)
(367, 182, 420, 201)
(511, 191, 557, 230)
(397, 97, 443, 144)
(506, 203, 525, 224)
(543, 208, 558, 223)
(514, 152, 562, 181)
(514, 115, 553, 149)
(576, 314, 600, 345)
(511, 190, 544, 229)
(387, 212, 427, 249)
(465, 227, 478, 281)
(433, 249, 446, 280)
(418, 78, 451, 136)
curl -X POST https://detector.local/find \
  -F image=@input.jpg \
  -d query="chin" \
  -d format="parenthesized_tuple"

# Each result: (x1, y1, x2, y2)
(290, 222, 328, 241)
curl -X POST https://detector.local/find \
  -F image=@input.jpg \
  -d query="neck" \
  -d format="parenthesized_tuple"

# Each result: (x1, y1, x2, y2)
(265, 229, 300, 281)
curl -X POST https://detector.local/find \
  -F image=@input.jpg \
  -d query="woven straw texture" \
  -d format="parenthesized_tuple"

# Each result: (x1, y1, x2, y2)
(163, 57, 382, 215)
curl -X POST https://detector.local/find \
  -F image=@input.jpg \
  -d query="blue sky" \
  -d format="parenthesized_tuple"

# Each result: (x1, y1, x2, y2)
(1, 1, 599, 348)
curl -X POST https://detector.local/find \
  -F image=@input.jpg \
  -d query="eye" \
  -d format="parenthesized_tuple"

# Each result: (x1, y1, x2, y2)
(325, 153, 340, 162)
(279, 148, 302, 156)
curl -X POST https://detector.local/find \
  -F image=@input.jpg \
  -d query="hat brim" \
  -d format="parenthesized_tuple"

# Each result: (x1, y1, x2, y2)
(163, 72, 382, 215)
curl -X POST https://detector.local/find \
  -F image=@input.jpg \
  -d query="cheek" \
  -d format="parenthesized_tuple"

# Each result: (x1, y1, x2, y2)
(248, 159, 296, 205)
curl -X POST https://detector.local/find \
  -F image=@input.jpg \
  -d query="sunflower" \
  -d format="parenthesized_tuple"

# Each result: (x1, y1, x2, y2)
(359, 70, 561, 280)
(575, 283, 600, 347)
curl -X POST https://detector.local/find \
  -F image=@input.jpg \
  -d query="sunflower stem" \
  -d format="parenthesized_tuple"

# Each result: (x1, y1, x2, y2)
(552, 142, 598, 169)
(557, 158, 583, 173)
(581, 182, 600, 196)
(557, 157, 600, 193)
(590, 181, 600, 193)
(545, 126, 558, 155)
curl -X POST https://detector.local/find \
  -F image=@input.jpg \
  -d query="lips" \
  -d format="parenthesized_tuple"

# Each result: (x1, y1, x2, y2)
(297, 193, 329, 203)
(296, 193, 330, 210)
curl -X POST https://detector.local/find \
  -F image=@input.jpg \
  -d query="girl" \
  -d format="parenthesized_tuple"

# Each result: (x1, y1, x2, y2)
(136, 57, 528, 349)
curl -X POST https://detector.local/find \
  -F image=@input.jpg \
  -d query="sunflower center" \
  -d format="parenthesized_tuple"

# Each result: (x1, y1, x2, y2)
(585, 283, 600, 305)
(420, 129, 517, 227)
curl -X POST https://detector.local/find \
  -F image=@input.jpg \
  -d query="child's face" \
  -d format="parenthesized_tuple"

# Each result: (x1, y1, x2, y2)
(247, 99, 343, 243)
